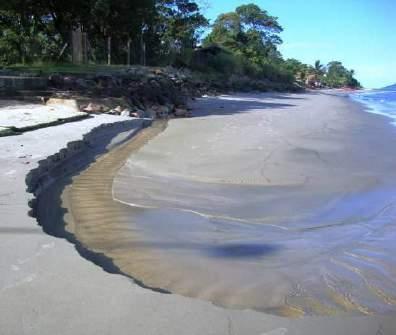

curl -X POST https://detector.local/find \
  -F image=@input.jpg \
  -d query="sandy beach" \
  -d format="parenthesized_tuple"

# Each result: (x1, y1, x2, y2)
(2, 92, 396, 334)
(110, 92, 396, 316)
(61, 91, 396, 318)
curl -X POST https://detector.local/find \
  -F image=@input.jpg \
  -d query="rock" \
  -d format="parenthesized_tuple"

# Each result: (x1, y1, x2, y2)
(156, 105, 170, 118)
(135, 109, 146, 118)
(46, 98, 79, 111)
(174, 108, 191, 117)
(40, 96, 49, 104)
(75, 78, 96, 90)
(48, 74, 64, 88)
(166, 103, 175, 113)
(114, 106, 123, 113)
(63, 76, 76, 90)
(83, 103, 103, 114)
(120, 109, 131, 117)
(153, 69, 164, 75)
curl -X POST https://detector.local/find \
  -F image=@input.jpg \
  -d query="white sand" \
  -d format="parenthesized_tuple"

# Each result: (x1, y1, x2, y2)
(0, 100, 86, 134)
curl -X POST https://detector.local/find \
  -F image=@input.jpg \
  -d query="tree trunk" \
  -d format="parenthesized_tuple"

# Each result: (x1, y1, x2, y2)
(82, 32, 88, 64)
(71, 28, 83, 64)
(57, 42, 69, 61)
(127, 38, 131, 65)
(107, 36, 111, 65)
(140, 34, 146, 66)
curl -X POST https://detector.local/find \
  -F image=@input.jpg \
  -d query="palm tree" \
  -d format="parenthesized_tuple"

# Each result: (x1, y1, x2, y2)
(314, 60, 325, 76)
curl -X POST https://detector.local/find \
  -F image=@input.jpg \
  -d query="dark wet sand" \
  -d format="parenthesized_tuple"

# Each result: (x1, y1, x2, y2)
(63, 92, 396, 317)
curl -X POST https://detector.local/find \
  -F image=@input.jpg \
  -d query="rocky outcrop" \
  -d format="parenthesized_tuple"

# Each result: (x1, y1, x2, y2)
(1, 65, 301, 119)
(0, 75, 47, 96)
(45, 66, 301, 119)
(46, 67, 201, 119)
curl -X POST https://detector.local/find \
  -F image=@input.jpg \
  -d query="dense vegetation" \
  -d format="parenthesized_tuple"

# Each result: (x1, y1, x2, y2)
(0, 1, 361, 88)
(283, 59, 360, 88)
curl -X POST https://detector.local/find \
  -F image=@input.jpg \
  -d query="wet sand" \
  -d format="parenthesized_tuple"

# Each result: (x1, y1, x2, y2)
(65, 92, 396, 317)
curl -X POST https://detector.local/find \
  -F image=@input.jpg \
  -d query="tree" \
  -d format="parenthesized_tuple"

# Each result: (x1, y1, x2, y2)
(0, 0, 362, 90)
(134, 0, 208, 65)
(87, 0, 155, 64)
(204, 3, 283, 64)
(236, 4, 282, 46)
(323, 61, 361, 88)
(204, 12, 243, 52)
(314, 60, 325, 76)
(0, 3, 62, 64)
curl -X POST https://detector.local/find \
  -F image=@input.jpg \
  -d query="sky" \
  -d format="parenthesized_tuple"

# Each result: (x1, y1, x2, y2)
(200, 0, 396, 88)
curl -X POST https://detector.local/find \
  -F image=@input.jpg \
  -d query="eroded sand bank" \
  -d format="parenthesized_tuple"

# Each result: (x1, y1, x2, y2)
(62, 92, 396, 318)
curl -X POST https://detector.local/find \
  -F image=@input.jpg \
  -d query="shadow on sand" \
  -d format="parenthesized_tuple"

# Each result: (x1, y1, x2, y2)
(27, 120, 171, 294)
(25, 93, 294, 296)
(191, 93, 306, 117)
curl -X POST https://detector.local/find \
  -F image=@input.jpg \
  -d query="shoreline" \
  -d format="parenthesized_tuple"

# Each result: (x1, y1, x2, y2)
(1, 92, 396, 334)
(102, 91, 396, 315)
(48, 90, 396, 315)
(34, 120, 170, 292)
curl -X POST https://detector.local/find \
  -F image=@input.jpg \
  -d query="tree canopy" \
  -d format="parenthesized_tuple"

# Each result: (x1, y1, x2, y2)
(0, 1, 361, 88)
(204, 4, 283, 64)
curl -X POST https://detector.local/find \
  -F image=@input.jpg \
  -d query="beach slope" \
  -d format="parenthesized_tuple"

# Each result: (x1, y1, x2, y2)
(1, 93, 396, 334)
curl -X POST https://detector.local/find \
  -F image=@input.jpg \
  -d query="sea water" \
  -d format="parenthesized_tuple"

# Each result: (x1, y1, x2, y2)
(351, 86, 396, 124)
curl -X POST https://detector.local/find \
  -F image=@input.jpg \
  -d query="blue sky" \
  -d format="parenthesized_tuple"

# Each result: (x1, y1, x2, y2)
(200, 0, 396, 88)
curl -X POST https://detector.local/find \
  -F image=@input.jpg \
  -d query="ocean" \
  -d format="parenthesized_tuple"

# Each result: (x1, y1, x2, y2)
(351, 85, 396, 123)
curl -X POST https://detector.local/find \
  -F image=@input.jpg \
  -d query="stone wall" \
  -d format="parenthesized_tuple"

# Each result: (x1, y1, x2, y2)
(0, 76, 47, 95)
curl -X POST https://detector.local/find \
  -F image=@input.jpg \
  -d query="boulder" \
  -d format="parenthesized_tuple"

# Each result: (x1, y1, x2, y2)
(83, 103, 104, 114)
(156, 105, 170, 118)
(174, 108, 191, 117)
(108, 105, 123, 115)
(46, 98, 79, 111)
(63, 76, 77, 90)
(120, 109, 131, 117)
(75, 78, 96, 90)
(48, 74, 64, 88)
(134, 109, 146, 118)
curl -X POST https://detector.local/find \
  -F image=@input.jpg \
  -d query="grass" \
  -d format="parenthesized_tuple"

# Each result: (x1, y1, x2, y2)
(5, 63, 131, 75)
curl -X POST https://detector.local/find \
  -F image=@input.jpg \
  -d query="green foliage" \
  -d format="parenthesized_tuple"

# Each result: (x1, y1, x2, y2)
(314, 60, 325, 76)
(189, 47, 245, 75)
(236, 4, 283, 45)
(204, 3, 283, 63)
(202, 3, 293, 85)
(0, 9, 61, 64)
(282, 58, 361, 88)
(204, 12, 243, 52)
(6, 63, 129, 74)
(323, 61, 360, 88)
(0, 0, 361, 89)
(283, 58, 313, 81)
(146, 0, 208, 65)
(0, 0, 207, 65)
